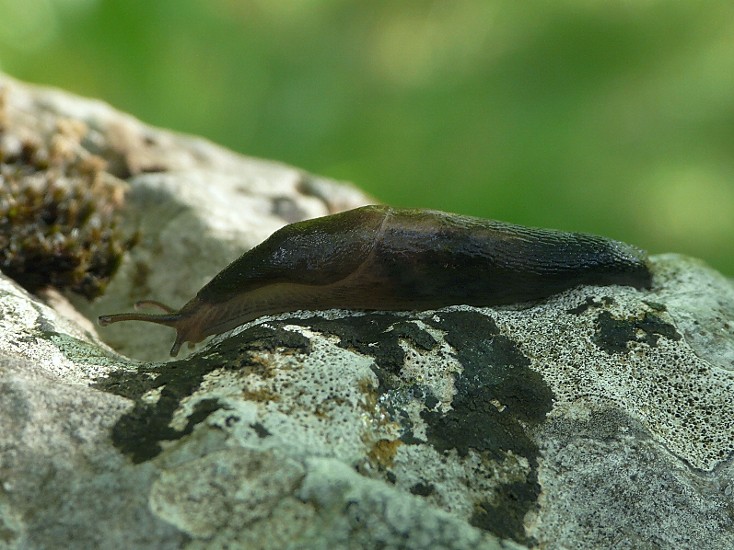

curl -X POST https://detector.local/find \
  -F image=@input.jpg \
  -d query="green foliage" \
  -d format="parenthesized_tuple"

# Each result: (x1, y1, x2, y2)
(2, 0, 731, 274)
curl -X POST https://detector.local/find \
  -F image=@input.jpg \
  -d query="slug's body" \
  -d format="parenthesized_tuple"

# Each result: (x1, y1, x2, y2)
(99, 205, 652, 356)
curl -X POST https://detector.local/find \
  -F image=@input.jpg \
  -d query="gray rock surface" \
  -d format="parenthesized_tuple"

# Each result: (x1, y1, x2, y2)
(2, 75, 734, 549)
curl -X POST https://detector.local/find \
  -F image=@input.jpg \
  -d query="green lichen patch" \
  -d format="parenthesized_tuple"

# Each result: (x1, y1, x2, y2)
(0, 129, 135, 299)
(95, 323, 312, 463)
(281, 313, 445, 446)
(565, 295, 681, 354)
(282, 310, 550, 545)
(594, 309, 681, 354)
(290, 314, 439, 384)
(566, 296, 614, 315)
(422, 310, 552, 545)
(471, 481, 541, 544)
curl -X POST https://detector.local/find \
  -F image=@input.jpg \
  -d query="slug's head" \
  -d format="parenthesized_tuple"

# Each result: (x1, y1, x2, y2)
(98, 299, 206, 357)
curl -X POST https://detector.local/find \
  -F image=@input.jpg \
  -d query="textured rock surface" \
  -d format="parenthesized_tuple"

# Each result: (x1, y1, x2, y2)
(2, 75, 734, 549)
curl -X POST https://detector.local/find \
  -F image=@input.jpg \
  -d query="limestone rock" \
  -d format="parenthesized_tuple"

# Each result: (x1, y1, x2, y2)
(2, 75, 734, 549)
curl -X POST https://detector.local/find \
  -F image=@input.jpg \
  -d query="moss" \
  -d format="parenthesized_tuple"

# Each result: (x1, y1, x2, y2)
(0, 127, 136, 299)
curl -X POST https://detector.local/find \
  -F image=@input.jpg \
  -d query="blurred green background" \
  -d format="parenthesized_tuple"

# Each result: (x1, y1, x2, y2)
(1, 0, 732, 275)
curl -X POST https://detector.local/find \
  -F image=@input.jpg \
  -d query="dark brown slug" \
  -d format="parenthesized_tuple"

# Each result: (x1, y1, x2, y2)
(98, 205, 652, 356)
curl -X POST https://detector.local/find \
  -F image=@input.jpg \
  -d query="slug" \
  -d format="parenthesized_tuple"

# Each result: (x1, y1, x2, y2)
(98, 205, 652, 356)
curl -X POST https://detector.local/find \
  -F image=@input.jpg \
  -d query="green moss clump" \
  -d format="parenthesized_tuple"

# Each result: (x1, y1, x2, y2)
(0, 133, 136, 299)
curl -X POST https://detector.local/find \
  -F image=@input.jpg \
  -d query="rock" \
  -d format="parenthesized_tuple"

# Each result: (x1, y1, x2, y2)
(2, 74, 734, 549)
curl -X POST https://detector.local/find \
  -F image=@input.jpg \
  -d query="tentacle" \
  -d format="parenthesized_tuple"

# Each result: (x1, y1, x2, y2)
(170, 334, 186, 357)
(98, 311, 180, 327)
(134, 300, 177, 313)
